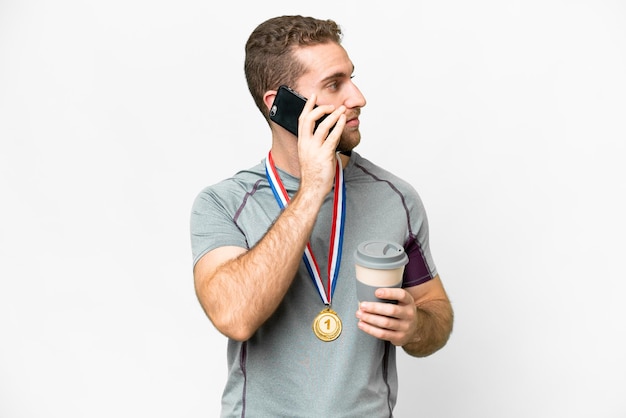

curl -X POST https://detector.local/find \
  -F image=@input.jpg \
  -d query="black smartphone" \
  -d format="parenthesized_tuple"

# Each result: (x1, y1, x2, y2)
(269, 85, 330, 136)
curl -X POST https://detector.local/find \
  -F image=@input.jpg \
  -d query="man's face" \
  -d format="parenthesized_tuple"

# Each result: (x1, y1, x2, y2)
(292, 42, 367, 152)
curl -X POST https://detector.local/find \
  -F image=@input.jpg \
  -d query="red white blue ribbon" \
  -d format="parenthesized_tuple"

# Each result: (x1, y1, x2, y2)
(265, 151, 346, 305)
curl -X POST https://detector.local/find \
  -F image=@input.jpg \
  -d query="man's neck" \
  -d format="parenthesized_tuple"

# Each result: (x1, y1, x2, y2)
(269, 146, 350, 178)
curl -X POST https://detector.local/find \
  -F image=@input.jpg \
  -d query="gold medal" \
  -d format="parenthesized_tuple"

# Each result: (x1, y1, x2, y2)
(312, 307, 342, 342)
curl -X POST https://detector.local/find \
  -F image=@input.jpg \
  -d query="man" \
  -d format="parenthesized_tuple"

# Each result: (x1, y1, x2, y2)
(190, 15, 453, 417)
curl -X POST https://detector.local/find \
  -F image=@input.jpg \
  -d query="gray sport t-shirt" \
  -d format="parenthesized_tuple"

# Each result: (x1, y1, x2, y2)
(190, 151, 437, 417)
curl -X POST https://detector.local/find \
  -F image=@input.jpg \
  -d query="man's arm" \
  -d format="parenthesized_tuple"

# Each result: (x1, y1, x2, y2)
(193, 187, 326, 342)
(401, 276, 453, 357)
(356, 275, 453, 357)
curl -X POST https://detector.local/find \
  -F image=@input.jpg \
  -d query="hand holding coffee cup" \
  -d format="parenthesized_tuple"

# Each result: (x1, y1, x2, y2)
(354, 240, 408, 304)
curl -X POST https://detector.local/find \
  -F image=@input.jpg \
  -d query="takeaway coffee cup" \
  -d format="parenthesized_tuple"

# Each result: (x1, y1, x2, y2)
(354, 240, 408, 304)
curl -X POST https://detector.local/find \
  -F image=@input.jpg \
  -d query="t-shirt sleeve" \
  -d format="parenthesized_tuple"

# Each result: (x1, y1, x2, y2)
(189, 186, 249, 267)
(402, 187, 438, 287)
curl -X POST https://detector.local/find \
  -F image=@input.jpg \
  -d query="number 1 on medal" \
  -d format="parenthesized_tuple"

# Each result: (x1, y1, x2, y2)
(312, 308, 342, 342)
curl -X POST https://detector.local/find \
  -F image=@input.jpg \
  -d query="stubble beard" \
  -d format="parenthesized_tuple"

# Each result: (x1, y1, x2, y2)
(336, 129, 361, 153)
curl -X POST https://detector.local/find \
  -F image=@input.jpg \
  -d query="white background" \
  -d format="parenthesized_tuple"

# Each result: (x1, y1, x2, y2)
(1, 1, 625, 417)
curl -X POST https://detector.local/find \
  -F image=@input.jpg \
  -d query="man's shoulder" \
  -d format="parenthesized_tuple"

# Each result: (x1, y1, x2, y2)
(199, 161, 266, 192)
(192, 160, 267, 210)
(348, 152, 414, 189)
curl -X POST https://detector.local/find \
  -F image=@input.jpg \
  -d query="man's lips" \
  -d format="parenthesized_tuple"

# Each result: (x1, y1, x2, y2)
(345, 111, 360, 127)
(346, 117, 359, 127)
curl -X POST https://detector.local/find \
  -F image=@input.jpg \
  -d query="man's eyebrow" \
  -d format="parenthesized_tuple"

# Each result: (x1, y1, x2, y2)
(320, 66, 355, 84)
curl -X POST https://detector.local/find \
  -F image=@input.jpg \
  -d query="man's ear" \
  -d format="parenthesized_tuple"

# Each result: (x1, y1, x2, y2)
(263, 90, 277, 115)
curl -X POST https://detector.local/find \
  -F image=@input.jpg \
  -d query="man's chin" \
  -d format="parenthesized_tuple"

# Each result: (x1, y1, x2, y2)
(336, 132, 360, 153)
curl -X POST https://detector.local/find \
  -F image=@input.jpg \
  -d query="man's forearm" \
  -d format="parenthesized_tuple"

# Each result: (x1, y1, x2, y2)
(403, 299, 454, 357)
